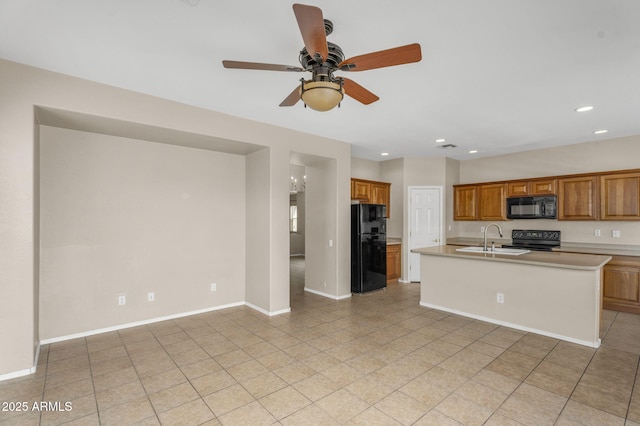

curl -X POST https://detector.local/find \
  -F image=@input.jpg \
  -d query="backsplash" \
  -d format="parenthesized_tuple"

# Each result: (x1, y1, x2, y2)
(455, 219, 640, 246)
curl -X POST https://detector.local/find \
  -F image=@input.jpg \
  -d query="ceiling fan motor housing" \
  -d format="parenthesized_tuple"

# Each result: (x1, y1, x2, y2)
(299, 42, 344, 74)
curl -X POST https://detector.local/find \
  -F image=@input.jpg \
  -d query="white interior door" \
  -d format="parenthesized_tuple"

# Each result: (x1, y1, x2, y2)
(408, 187, 442, 282)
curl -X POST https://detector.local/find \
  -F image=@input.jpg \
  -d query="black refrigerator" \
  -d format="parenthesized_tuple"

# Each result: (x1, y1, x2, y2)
(351, 204, 387, 293)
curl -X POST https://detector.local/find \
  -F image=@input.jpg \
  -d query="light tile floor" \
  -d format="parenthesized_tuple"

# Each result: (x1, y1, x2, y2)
(1, 256, 640, 425)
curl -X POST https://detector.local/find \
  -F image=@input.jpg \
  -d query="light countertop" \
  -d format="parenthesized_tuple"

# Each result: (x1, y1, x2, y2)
(413, 245, 611, 271)
(553, 242, 640, 257)
(387, 238, 402, 246)
(446, 237, 640, 258)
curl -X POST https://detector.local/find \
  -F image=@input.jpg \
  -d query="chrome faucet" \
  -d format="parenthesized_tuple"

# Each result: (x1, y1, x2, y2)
(483, 223, 503, 251)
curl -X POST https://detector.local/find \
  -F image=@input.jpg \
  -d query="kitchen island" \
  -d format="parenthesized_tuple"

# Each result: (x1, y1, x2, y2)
(412, 245, 611, 347)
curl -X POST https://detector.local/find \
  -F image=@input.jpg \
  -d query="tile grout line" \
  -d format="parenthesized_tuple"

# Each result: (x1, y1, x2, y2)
(624, 353, 640, 423)
(83, 336, 102, 425)
(118, 325, 162, 425)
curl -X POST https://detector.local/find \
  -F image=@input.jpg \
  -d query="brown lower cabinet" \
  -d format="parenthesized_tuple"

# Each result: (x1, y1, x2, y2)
(387, 243, 401, 283)
(603, 256, 640, 314)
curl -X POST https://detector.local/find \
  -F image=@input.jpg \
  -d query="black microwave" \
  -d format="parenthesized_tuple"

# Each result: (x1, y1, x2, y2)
(507, 196, 557, 219)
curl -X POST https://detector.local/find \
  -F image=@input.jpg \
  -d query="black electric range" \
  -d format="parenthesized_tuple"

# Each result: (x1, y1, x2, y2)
(502, 229, 561, 252)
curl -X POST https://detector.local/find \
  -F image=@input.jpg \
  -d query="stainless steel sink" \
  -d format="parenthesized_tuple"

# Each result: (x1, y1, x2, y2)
(455, 246, 530, 256)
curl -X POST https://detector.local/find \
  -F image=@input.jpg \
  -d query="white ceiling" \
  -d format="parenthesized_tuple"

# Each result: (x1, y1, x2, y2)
(2, 0, 639, 161)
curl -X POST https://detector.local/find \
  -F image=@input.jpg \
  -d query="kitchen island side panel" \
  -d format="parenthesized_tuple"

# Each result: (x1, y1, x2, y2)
(419, 255, 601, 347)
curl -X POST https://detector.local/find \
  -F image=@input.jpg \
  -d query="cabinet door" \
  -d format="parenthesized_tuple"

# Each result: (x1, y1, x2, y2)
(558, 176, 598, 220)
(453, 185, 477, 220)
(600, 172, 640, 220)
(371, 182, 391, 217)
(530, 179, 557, 195)
(508, 181, 529, 197)
(478, 183, 507, 221)
(352, 180, 371, 201)
(603, 261, 640, 314)
(386, 244, 401, 283)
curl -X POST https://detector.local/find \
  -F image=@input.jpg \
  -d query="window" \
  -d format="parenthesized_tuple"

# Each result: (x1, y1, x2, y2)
(289, 204, 298, 233)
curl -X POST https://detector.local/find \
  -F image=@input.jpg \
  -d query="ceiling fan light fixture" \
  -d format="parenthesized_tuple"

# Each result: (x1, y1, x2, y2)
(300, 80, 344, 111)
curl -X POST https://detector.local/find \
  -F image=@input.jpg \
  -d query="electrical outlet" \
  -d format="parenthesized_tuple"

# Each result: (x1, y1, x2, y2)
(118, 295, 126, 306)
(612, 230, 621, 238)
(211, 283, 217, 292)
(148, 292, 155, 302)
(329, 239, 333, 247)
(481, 226, 486, 233)
(322, 281, 327, 288)
(594, 229, 601, 237)
(496, 293, 504, 303)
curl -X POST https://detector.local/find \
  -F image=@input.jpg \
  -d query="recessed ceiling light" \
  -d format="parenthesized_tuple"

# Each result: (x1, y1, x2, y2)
(435, 138, 446, 143)
(469, 150, 478, 154)
(593, 129, 608, 134)
(575, 106, 594, 112)
(380, 152, 389, 156)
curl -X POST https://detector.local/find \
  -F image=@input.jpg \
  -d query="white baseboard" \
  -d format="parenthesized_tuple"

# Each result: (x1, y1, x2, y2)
(0, 367, 33, 382)
(40, 301, 245, 345)
(0, 343, 40, 382)
(304, 287, 352, 300)
(245, 302, 291, 316)
(3, 300, 291, 382)
(419, 301, 601, 349)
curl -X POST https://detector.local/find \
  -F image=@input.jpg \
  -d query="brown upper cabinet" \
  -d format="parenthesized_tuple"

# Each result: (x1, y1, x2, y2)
(453, 183, 507, 221)
(453, 185, 478, 220)
(557, 176, 598, 220)
(454, 168, 640, 222)
(507, 179, 557, 197)
(478, 183, 508, 221)
(600, 171, 640, 220)
(352, 179, 371, 201)
(351, 178, 391, 218)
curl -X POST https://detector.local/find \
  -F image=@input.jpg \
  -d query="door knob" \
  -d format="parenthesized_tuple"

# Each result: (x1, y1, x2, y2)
(433, 238, 439, 243)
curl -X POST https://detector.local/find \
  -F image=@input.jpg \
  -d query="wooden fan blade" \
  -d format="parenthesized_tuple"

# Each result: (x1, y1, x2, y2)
(342, 78, 379, 105)
(280, 85, 301, 107)
(293, 4, 328, 62)
(222, 60, 304, 72)
(339, 43, 422, 72)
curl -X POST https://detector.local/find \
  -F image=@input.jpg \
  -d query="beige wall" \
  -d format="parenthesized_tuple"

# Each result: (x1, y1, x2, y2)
(305, 158, 346, 297)
(0, 58, 351, 377)
(445, 157, 461, 238)
(380, 158, 404, 238)
(460, 136, 640, 182)
(245, 148, 271, 312)
(351, 157, 381, 181)
(457, 136, 640, 245)
(39, 127, 246, 338)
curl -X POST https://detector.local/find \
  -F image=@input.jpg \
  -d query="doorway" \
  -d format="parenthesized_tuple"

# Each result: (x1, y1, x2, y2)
(289, 164, 306, 307)
(408, 186, 443, 282)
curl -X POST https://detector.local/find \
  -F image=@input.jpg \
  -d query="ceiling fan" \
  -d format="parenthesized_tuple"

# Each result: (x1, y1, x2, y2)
(222, 3, 422, 111)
